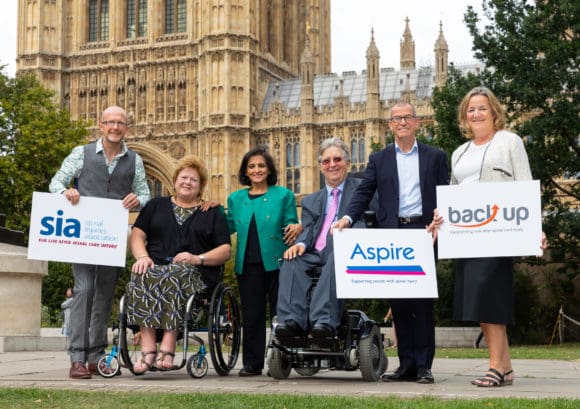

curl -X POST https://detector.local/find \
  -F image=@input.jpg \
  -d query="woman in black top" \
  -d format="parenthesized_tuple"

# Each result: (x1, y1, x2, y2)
(127, 155, 231, 374)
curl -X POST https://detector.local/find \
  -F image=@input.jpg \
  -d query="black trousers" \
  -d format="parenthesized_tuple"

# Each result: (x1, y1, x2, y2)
(237, 261, 279, 371)
(390, 221, 436, 371)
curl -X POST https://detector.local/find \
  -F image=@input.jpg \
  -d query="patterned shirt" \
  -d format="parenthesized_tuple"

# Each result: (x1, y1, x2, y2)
(49, 138, 150, 209)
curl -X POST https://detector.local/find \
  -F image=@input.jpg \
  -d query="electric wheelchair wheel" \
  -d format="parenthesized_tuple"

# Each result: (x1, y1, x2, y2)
(294, 367, 319, 377)
(268, 348, 292, 379)
(186, 353, 209, 378)
(208, 283, 241, 376)
(358, 324, 387, 381)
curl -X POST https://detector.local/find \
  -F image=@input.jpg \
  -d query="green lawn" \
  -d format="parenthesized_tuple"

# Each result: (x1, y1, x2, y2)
(433, 343, 580, 360)
(0, 389, 577, 409)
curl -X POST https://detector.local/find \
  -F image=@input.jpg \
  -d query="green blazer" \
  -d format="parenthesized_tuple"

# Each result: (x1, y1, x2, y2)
(227, 185, 298, 274)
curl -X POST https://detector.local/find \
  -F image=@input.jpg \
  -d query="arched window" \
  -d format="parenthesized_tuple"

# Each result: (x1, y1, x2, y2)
(165, 0, 187, 34)
(127, 0, 148, 38)
(88, 0, 109, 42)
(350, 129, 366, 172)
(285, 135, 300, 193)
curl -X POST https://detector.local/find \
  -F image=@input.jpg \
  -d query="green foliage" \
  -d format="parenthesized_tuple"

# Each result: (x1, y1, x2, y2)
(429, 1, 578, 341)
(41, 262, 73, 327)
(433, 260, 457, 327)
(0, 72, 88, 236)
(463, 0, 578, 270)
(430, 66, 498, 161)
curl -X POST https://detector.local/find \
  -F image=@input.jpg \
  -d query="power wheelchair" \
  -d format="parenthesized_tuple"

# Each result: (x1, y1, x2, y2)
(96, 281, 241, 379)
(266, 211, 388, 381)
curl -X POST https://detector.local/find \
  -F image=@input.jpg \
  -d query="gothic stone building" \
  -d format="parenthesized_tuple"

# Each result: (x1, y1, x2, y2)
(17, 1, 476, 203)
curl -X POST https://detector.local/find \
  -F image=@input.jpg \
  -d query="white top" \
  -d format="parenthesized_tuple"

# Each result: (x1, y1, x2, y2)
(452, 140, 491, 184)
(451, 130, 532, 184)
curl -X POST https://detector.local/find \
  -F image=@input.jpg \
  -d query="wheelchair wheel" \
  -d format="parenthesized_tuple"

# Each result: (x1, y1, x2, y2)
(186, 353, 209, 378)
(118, 295, 134, 373)
(294, 367, 319, 377)
(359, 324, 387, 381)
(97, 354, 121, 378)
(268, 348, 291, 379)
(118, 295, 142, 374)
(208, 283, 241, 376)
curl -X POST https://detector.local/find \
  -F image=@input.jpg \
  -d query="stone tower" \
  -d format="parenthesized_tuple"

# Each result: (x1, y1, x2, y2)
(16, 0, 331, 204)
(400, 17, 416, 70)
(365, 29, 381, 143)
(434, 21, 449, 88)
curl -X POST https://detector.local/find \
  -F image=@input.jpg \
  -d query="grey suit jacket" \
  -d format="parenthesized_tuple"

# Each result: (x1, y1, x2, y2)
(297, 177, 368, 252)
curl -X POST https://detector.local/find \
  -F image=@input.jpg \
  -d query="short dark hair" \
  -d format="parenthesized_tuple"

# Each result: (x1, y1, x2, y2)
(238, 146, 278, 186)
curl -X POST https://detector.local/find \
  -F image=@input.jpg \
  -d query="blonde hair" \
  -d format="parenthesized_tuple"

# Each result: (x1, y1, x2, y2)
(172, 155, 208, 197)
(458, 86, 506, 139)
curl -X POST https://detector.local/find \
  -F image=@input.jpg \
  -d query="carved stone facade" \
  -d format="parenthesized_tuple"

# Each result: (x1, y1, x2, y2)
(17, 2, 459, 203)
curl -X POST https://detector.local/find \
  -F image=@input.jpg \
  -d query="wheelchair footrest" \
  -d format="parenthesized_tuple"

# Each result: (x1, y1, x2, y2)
(274, 335, 309, 348)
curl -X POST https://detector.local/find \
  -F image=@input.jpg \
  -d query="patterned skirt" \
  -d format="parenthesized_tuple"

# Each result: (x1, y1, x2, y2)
(126, 263, 206, 330)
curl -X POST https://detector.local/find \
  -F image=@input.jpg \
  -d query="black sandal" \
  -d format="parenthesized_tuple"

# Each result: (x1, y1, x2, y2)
(472, 368, 509, 387)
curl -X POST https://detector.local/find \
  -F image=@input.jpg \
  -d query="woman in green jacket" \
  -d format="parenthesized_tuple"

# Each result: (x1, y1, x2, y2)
(227, 147, 301, 376)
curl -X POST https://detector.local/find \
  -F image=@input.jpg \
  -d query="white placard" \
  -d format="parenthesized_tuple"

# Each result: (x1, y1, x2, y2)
(436, 180, 542, 259)
(333, 229, 438, 299)
(27, 192, 129, 267)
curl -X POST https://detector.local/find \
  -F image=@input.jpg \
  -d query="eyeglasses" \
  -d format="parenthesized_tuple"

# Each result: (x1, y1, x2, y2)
(390, 115, 416, 123)
(321, 157, 344, 166)
(101, 120, 128, 128)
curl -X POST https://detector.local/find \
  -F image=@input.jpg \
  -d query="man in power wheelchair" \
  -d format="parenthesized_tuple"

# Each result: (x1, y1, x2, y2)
(96, 155, 241, 378)
(268, 138, 386, 381)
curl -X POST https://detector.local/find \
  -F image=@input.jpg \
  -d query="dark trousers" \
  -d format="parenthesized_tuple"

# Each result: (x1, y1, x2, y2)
(237, 262, 279, 371)
(390, 298, 435, 370)
(391, 221, 436, 371)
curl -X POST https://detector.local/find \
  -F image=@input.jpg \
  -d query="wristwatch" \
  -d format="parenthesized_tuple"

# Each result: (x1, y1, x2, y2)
(198, 254, 205, 266)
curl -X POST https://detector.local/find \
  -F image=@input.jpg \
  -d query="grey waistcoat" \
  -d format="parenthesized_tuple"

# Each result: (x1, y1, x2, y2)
(77, 142, 136, 199)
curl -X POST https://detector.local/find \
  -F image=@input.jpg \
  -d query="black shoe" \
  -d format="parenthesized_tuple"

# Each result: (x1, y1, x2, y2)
(275, 319, 304, 337)
(309, 323, 336, 338)
(416, 367, 434, 384)
(381, 367, 416, 382)
(239, 367, 262, 377)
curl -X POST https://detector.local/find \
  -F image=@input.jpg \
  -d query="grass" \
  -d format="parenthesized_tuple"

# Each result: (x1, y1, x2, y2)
(0, 389, 578, 409)
(433, 342, 580, 360)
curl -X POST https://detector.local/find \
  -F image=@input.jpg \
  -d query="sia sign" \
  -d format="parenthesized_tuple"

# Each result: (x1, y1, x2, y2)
(333, 229, 438, 299)
(27, 192, 129, 267)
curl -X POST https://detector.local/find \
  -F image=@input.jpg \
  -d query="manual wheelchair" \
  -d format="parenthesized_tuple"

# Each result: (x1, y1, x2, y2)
(267, 210, 387, 382)
(96, 281, 241, 379)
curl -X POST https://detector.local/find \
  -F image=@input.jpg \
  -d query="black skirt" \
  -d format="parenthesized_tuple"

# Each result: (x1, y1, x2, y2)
(453, 257, 515, 326)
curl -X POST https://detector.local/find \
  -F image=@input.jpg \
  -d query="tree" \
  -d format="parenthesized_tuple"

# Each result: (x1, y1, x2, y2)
(0, 71, 88, 236)
(463, 0, 579, 263)
(430, 1, 579, 338)
(429, 66, 499, 161)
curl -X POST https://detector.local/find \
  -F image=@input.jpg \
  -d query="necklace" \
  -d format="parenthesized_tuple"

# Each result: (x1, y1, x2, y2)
(172, 196, 201, 209)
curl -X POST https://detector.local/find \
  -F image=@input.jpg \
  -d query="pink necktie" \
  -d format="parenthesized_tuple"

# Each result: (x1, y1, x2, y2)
(315, 188, 340, 251)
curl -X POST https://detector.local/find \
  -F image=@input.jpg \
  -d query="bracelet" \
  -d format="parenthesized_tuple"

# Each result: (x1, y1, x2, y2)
(137, 255, 150, 259)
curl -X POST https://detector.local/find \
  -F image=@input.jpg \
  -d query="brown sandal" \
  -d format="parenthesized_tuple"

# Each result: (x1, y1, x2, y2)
(133, 351, 156, 375)
(154, 350, 176, 371)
